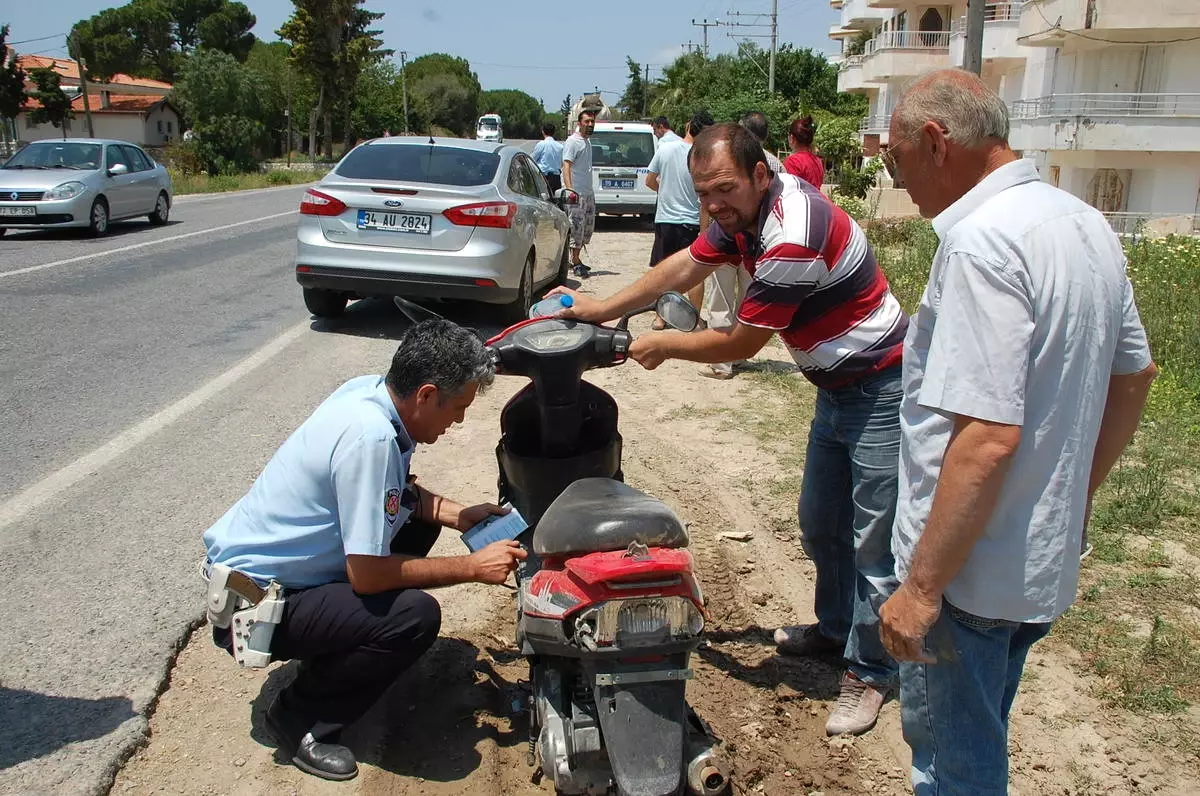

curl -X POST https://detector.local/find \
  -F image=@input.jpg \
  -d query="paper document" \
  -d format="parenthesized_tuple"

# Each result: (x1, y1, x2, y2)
(461, 506, 529, 553)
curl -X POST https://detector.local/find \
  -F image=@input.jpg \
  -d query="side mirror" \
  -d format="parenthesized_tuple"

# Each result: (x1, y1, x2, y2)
(107, 163, 129, 177)
(616, 291, 700, 332)
(656, 291, 700, 332)
(553, 188, 574, 209)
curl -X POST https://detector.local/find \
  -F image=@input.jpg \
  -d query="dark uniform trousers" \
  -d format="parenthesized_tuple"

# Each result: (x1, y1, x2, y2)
(214, 517, 444, 739)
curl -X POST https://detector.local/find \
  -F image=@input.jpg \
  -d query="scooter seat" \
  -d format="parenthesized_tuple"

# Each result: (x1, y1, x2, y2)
(533, 477, 689, 556)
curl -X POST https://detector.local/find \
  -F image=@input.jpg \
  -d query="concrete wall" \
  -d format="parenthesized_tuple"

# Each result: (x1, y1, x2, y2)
(143, 105, 180, 146)
(16, 109, 179, 147)
(1049, 150, 1200, 213)
(1161, 43, 1200, 93)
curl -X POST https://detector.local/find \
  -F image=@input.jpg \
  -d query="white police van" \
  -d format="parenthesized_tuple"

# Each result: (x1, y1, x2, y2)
(589, 121, 658, 219)
(476, 114, 504, 143)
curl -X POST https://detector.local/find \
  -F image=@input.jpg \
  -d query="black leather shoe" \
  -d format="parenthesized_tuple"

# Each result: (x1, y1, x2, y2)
(266, 698, 358, 781)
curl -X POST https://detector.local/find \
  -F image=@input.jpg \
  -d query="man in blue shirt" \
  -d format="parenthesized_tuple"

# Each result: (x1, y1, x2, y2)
(531, 122, 564, 195)
(203, 320, 526, 781)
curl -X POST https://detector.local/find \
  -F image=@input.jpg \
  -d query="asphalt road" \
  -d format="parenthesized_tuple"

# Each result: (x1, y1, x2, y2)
(0, 184, 452, 794)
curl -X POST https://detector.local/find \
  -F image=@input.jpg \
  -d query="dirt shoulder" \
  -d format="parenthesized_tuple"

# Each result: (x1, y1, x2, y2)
(114, 221, 1198, 795)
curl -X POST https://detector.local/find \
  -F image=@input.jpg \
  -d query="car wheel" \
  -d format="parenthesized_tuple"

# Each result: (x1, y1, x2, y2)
(303, 287, 347, 318)
(88, 198, 110, 237)
(149, 192, 170, 225)
(505, 253, 535, 324)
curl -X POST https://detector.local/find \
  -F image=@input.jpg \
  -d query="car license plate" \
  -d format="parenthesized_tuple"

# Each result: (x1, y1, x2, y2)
(357, 209, 431, 235)
(602, 179, 636, 190)
(0, 206, 36, 217)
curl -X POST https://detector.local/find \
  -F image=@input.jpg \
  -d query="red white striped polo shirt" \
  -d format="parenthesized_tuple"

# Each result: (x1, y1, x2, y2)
(689, 174, 907, 390)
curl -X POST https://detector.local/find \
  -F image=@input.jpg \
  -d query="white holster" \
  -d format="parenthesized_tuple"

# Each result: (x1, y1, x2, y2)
(203, 561, 286, 669)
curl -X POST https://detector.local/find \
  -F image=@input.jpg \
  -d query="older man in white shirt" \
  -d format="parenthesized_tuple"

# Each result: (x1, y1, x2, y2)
(878, 69, 1158, 796)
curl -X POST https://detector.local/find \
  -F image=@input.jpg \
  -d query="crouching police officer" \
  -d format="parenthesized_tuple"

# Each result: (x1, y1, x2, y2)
(202, 319, 526, 781)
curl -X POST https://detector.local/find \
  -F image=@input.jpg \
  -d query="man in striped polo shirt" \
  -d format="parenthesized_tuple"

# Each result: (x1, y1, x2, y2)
(550, 122, 908, 736)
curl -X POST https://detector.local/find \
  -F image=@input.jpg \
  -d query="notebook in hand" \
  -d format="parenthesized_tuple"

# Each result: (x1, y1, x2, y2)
(461, 506, 529, 553)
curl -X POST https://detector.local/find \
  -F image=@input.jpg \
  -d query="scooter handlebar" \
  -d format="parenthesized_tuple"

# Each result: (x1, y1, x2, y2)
(488, 319, 632, 378)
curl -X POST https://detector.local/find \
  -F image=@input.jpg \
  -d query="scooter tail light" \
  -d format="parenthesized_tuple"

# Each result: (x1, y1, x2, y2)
(589, 596, 704, 646)
(522, 572, 587, 618)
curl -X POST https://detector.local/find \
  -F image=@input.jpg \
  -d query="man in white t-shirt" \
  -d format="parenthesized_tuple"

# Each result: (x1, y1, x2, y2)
(646, 110, 713, 331)
(878, 69, 1157, 796)
(561, 109, 597, 278)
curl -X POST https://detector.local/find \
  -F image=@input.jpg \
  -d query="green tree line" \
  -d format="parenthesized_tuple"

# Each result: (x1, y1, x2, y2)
(4, 4, 872, 181)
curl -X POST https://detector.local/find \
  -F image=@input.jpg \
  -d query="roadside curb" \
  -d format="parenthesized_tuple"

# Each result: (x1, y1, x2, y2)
(174, 183, 318, 203)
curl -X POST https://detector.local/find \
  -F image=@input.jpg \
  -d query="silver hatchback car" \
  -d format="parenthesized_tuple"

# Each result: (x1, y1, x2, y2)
(0, 138, 173, 237)
(295, 137, 570, 321)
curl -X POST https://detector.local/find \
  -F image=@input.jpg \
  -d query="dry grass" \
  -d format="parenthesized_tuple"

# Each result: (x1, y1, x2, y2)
(169, 169, 324, 196)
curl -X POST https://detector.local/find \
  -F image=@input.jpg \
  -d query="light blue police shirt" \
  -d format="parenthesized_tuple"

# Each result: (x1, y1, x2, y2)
(531, 136, 564, 176)
(646, 140, 699, 226)
(203, 375, 416, 589)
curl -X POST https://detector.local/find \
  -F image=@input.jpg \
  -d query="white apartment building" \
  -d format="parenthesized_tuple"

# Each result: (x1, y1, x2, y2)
(830, 0, 1200, 231)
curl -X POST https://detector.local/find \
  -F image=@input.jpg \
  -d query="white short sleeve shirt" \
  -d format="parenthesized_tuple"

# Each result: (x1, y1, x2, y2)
(892, 158, 1152, 623)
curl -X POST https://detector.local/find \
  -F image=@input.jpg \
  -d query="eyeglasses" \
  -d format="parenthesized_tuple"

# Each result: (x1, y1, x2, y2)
(880, 125, 948, 179)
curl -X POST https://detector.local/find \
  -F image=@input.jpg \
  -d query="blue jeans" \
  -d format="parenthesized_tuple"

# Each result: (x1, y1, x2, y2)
(901, 601, 1052, 795)
(797, 366, 902, 687)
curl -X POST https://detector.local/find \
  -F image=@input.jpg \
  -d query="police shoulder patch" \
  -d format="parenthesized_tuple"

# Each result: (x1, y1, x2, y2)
(385, 487, 401, 522)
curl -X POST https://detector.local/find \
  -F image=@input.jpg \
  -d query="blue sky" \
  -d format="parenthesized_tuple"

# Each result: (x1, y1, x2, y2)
(4, 0, 839, 110)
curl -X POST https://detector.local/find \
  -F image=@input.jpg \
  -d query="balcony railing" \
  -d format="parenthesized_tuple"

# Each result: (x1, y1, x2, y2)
(839, 54, 866, 70)
(865, 30, 952, 54)
(951, 2, 1021, 33)
(1011, 93, 1200, 119)
(859, 114, 892, 132)
(1102, 211, 1200, 238)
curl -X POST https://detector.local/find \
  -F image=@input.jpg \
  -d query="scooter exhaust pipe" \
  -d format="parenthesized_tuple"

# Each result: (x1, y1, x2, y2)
(686, 742, 730, 796)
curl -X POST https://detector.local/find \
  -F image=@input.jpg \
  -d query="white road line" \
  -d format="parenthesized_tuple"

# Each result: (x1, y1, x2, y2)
(0, 320, 311, 532)
(0, 211, 296, 280)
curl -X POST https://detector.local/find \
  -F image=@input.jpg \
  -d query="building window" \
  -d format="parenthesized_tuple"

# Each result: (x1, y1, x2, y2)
(25, 116, 35, 129)
(167, 120, 173, 135)
(158, 120, 164, 134)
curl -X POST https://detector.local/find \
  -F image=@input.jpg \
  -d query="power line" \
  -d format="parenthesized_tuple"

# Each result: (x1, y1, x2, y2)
(725, 3, 778, 92)
(9, 32, 67, 46)
(472, 61, 664, 71)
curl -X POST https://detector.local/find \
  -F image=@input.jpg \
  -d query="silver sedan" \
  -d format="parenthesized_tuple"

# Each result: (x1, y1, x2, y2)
(295, 137, 570, 322)
(0, 138, 173, 237)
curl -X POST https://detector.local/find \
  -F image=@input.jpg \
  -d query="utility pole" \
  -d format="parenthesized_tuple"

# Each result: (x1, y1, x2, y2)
(691, 18, 722, 58)
(642, 63, 649, 117)
(66, 33, 95, 138)
(399, 50, 410, 134)
(769, 0, 778, 95)
(963, 0, 986, 75)
(726, 3, 780, 93)
(285, 65, 292, 165)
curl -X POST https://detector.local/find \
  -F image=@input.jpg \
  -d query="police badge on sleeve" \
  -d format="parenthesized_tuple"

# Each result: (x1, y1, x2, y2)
(385, 487, 401, 524)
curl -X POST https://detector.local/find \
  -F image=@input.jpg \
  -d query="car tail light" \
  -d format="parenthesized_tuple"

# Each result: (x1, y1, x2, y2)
(299, 189, 347, 216)
(444, 201, 517, 229)
(587, 597, 704, 646)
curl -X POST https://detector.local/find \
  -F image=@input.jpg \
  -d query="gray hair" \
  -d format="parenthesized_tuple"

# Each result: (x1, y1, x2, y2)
(893, 68, 1010, 148)
(386, 319, 495, 399)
